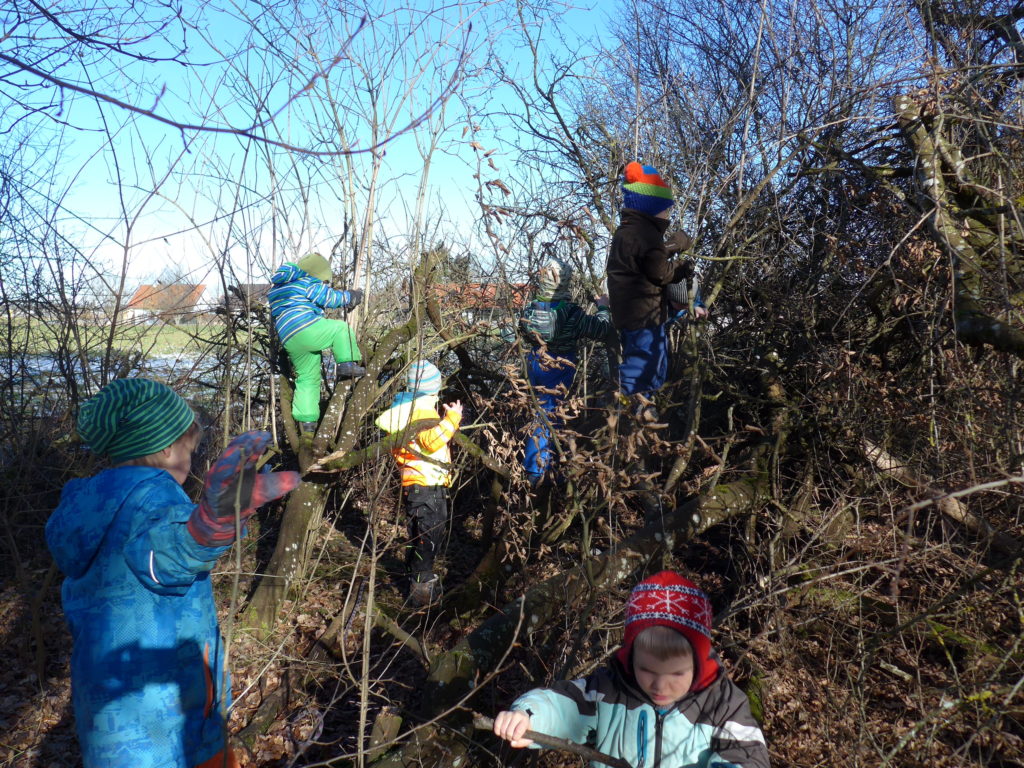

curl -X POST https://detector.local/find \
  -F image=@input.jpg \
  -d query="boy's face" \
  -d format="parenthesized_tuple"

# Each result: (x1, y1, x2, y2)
(162, 429, 200, 485)
(632, 645, 695, 707)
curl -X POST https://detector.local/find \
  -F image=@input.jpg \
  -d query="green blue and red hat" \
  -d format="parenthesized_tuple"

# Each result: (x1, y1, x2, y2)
(622, 161, 674, 215)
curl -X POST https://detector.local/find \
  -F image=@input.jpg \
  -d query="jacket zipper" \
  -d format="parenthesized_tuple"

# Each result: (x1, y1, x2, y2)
(654, 710, 665, 767)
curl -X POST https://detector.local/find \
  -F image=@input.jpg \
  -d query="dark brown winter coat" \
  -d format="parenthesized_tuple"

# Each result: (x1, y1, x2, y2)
(606, 209, 692, 330)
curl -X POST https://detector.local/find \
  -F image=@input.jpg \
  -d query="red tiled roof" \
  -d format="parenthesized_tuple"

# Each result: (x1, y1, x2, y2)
(127, 284, 206, 312)
(431, 282, 529, 309)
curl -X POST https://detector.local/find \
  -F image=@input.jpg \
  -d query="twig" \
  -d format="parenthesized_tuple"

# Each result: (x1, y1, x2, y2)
(471, 712, 632, 768)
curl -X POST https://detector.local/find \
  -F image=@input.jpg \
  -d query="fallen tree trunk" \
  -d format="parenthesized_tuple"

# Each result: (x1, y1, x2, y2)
(863, 438, 1021, 556)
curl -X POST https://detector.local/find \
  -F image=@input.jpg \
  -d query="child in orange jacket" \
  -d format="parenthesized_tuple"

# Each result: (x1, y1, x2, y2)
(375, 360, 462, 606)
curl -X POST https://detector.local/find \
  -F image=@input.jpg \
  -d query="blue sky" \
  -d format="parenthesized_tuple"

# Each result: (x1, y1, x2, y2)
(2, 0, 611, 295)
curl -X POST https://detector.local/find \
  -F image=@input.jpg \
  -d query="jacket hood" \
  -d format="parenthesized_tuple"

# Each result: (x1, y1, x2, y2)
(270, 262, 305, 285)
(46, 469, 155, 578)
(374, 392, 439, 434)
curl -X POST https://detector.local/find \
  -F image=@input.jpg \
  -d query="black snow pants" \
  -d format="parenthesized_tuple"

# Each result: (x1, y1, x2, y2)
(402, 484, 449, 582)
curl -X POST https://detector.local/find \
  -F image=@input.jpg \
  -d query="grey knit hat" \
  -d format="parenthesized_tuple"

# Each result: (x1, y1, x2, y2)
(536, 258, 572, 301)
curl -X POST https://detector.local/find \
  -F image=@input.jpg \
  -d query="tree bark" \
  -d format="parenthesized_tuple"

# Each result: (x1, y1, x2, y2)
(893, 94, 1024, 358)
(244, 256, 436, 629)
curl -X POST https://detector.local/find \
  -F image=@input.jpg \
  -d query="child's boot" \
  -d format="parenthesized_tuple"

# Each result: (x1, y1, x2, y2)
(299, 421, 317, 445)
(336, 361, 366, 378)
(409, 574, 442, 608)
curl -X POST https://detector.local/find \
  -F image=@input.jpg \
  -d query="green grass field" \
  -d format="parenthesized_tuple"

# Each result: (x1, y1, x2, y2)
(9, 317, 228, 357)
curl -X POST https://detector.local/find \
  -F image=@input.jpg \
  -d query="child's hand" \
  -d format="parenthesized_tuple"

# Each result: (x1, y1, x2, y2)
(493, 710, 534, 748)
(692, 305, 709, 320)
(347, 288, 364, 307)
(443, 400, 464, 418)
(594, 293, 610, 307)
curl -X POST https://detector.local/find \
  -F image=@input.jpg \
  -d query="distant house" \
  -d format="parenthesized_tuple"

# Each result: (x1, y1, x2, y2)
(125, 283, 207, 324)
(223, 283, 271, 314)
(431, 282, 529, 324)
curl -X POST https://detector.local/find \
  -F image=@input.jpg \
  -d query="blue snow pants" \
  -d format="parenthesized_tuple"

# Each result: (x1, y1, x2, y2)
(523, 350, 577, 483)
(618, 323, 669, 395)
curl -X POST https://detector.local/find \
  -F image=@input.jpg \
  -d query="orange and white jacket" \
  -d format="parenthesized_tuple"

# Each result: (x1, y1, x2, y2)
(375, 394, 461, 487)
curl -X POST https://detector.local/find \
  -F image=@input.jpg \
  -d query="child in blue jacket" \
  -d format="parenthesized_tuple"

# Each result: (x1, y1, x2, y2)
(493, 571, 770, 768)
(268, 251, 365, 433)
(46, 378, 300, 768)
(520, 258, 613, 483)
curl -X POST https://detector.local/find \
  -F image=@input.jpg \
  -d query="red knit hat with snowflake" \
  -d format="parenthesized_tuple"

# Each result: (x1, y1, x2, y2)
(615, 571, 720, 692)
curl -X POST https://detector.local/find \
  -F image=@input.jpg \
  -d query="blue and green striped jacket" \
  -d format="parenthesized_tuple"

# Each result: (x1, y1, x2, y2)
(524, 299, 614, 356)
(268, 262, 357, 343)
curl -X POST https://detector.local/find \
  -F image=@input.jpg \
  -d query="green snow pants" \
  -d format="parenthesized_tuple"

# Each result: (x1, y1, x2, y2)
(283, 318, 361, 423)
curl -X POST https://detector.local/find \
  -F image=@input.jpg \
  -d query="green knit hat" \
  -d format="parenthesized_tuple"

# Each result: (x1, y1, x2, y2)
(297, 252, 332, 282)
(77, 378, 195, 462)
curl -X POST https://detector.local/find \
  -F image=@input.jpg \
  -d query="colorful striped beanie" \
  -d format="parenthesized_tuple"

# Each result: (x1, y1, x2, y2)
(407, 360, 443, 396)
(77, 378, 195, 462)
(622, 161, 674, 216)
(297, 252, 332, 282)
(615, 570, 720, 692)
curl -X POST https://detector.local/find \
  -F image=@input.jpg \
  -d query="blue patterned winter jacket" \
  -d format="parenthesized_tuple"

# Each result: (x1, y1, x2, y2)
(46, 467, 234, 768)
(268, 262, 356, 343)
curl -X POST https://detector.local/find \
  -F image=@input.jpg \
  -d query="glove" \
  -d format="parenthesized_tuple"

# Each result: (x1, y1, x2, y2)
(665, 231, 694, 255)
(671, 259, 695, 282)
(188, 431, 300, 547)
(347, 289, 364, 308)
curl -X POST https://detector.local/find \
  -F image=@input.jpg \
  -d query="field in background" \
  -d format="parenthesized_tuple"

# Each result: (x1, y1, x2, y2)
(10, 318, 229, 359)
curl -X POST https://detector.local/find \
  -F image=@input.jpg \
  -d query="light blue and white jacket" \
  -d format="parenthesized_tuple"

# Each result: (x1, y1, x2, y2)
(511, 657, 769, 768)
(268, 262, 357, 344)
(46, 466, 234, 768)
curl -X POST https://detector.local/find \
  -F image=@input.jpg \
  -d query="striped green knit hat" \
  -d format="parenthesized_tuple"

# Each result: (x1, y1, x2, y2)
(77, 378, 195, 462)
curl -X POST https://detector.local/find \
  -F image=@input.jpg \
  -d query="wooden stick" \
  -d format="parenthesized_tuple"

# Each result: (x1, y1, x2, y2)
(472, 712, 631, 768)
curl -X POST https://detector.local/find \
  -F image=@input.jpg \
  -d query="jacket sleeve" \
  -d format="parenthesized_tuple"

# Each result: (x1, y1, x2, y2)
(415, 410, 462, 453)
(706, 677, 771, 768)
(122, 482, 231, 596)
(510, 677, 600, 749)
(642, 243, 696, 288)
(671, 259, 695, 284)
(306, 281, 355, 309)
(569, 304, 614, 342)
